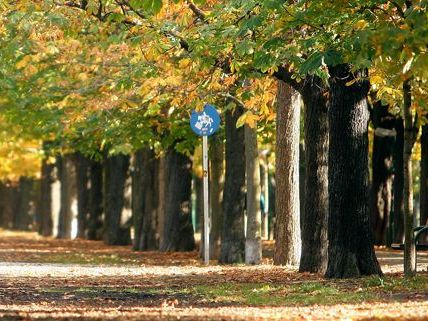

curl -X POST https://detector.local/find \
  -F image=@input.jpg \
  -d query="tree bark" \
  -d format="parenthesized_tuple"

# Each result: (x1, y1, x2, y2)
(245, 124, 262, 264)
(220, 107, 246, 263)
(273, 81, 301, 266)
(325, 65, 382, 278)
(209, 136, 224, 259)
(0, 181, 17, 229)
(38, 154, 56, 236)
(260, 157, 269, 240)
(393, 118, 405, 243)
(371, 103, 396, 246)
(403, 79, 418, 276)
(57, 154, 77, 239)
(75, 152, 90, 238)
(156, 155, 166, 248)
(132, 148, 158, 251)
(161, 148, 195, 251)
(87, 159, 103, 240)
(420, 125, 428, 226)
(103, 154, 131, 245)
(299, 78, 329, 273)
(13, 177, 34, 231)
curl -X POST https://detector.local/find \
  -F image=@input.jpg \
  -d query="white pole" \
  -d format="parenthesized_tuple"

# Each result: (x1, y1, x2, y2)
(203, 135, 210, 265)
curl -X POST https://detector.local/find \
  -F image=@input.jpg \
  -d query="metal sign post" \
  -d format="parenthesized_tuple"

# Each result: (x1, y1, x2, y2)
(202, 135, 209, 265)
(189, 104, 220, 265)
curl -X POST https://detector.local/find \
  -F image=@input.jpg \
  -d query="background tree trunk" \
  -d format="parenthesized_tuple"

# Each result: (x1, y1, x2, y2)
(103, 154, 131, 245)
(273, 81, 301, 266)
(371, 103, 395, 246)
(0, 182, 17, 229)
(132, 148, 158, 251)
(209, 136, 224, 259)
(57, 154, 77, 239)
(245, 124, 262, 265)
(403, 79, 417, 276)
(420, 125, 428, 226)
(161, 148, 195, 252)
(220, 107, 246, 263)
(325, 65, 381, 278)
(393, 118, 405, 243)
(13, 177, 34, 231)
(87, 159, 103, 240)
(75, 152, 90, 239)
(299, 79, 329, 273)
(157, 155, 166, 248)
(260, 157, 269, 240)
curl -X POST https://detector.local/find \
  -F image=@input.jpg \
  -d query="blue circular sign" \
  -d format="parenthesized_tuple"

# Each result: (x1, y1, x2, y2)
(190, 104, 220, 136)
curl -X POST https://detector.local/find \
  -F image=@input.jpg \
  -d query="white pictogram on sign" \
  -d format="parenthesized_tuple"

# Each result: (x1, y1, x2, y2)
(195, 112, 214, 132)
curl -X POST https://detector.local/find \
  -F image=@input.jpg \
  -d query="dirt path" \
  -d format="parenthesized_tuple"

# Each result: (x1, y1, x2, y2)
(0, 230, 427, 321)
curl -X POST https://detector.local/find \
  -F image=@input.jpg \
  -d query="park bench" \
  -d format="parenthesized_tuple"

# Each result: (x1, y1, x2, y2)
(391, 226, 428, 271)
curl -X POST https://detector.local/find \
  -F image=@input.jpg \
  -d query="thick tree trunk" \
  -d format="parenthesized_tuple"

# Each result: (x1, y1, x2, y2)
(393, 118, 405, 243)
(75, 152, 90, 238)
(220, 107, 246, 263)
(245, 124, 262, 264)
(57, 154, 77, 239)
(132, 148, 158, 251)
(87, 159, 103, 240)
(403, 79, 417, 276)
(38, 155, 55, 236)
(161, 148, 195, 252)
(325, 65, 381, 278)
(299, 79, 329, 273)
(371, 103, 395, 246)
(103, 154, 131, 245)
(420, 125, 428, 226)
(209, 136, 224, 259)
(13, 177, 34, 231)
(273, 81, 301, 266)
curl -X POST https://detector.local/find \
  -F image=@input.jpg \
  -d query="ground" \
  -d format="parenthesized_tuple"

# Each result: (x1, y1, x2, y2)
(0, 230, 427, 321)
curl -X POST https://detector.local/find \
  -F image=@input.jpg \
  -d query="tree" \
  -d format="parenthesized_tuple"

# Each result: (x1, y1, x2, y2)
(421, 124, 428, 226)
(274, 81, 301, 266)
(326, 65, 381, 278)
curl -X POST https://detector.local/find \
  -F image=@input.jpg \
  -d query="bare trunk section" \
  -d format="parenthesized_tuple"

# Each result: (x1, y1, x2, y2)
(132, 148, 158, 251)
(87, 159, 103, 240)
(273, 81, 301, 266)
(420, 125, 428, 226)
(299, 78, 329, 273)
(220, 107, 246, 263)
(371, 103, 395, 246)
(0, 182, 17, 229)
(75, 152, 90, 239)
(13, 177, 34, 231)
(156, 155, 166, 248)
(209, 136, 224, 259)
(403, 79, 418, 276)
(103, 154, 131, 245)
(245, 124, 262, 264)
(260, 158, 269, 240)
(393, 118, 405, 243)
(326, 65, 381, 278)
(161, 148, 195, 252)
(57, 154, 77, 239)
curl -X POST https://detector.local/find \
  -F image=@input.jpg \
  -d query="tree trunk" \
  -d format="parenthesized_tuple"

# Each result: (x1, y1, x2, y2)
(403, 79, 417, 276)
(325, 65, 381, 278)
(38, 155, 55, 236)
(156, 155, 166, 248)
(0, 182, 17, 229)
(13, 177, 34, 231)
(161, 148, 195, 251)
(420, 125, 428, 226)
(260, 157, 269, 240)
(393, 118, 405, 243)
(132, 148, 158, 251)
(209, 136, 224, 259)
(299, 79, 329, 273)
(245, 124, 262, 264)
(273, 81, 301, 266)
(87, 159, 103, 240)
(57, 154, 77, 239)
(103, 154, 131, 245)
(75, 152, 90, 238)
(371, 103, 396, 246)
(220, 107, 246, 263)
